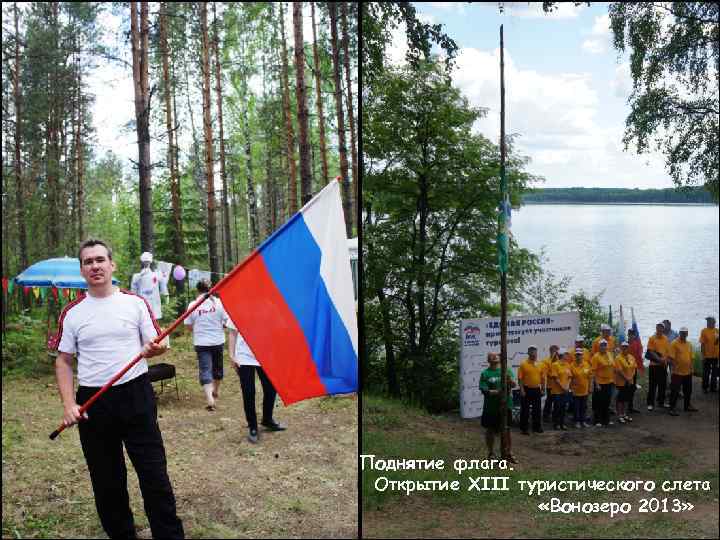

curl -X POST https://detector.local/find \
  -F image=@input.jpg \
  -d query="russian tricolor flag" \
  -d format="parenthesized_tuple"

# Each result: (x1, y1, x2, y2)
(216, 180, 358, 404)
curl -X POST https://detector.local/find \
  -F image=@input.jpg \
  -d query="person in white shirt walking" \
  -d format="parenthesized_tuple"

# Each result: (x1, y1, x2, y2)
(53, 239, 183, 539)
(226, 318, 287, 443)
(184, 280, 228, 411)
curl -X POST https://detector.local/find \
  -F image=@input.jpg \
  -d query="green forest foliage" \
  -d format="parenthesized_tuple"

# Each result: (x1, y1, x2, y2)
(523, 187, 715, 204)
(2, 2, 356, 282)
(609, 2, 719, 202)
(363, 59, 540, 412)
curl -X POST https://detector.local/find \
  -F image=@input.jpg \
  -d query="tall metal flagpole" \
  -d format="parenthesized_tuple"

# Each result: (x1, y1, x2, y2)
(498, 24, 509, 455)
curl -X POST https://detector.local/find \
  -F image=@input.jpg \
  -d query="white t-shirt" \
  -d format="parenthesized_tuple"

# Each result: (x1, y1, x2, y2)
(225, 317, 259, 367)
(56, 289, 160, 387)
(130, 268, 167, 319)
(184, 295, 228, 346)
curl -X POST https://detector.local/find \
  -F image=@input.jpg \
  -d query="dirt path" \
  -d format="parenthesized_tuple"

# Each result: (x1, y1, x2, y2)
(363, 374, 719, 538)
(2, 333, 358, 539)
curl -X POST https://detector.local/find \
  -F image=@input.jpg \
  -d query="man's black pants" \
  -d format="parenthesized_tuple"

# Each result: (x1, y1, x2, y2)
(77, 373, 184, 540)
(542, 387, 552, 419)
(519, 386, 542, 432)
(594, 383, 614, 425)
(702, 358, 718, 391)
(647, 364, 667, 406)
(669, 374, 693, 411)
(236, 365, 277, 431)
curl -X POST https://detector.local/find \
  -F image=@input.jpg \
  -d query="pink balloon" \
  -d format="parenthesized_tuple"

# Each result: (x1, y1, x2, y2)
(173, 265, 186, 281)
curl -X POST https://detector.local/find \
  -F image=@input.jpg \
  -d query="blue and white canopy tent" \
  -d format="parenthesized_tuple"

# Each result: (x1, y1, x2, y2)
(13, 256, 119, 289)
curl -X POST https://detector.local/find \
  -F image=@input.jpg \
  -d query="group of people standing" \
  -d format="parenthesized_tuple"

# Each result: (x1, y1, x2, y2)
(479, 317, 719, 464)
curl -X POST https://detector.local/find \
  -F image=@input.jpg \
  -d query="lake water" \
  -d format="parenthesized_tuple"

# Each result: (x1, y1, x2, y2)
(512, 204, 719, 342)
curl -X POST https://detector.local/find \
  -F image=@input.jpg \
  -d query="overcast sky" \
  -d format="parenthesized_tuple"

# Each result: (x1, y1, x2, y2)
(389, 2, 676, 189)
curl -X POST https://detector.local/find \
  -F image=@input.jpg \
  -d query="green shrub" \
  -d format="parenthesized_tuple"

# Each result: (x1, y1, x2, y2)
(2, 314, 53, 378)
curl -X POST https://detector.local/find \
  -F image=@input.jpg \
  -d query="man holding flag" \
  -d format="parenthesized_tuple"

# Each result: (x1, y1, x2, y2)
(48, 180, 358, 537)
(53, 239, 184, 539)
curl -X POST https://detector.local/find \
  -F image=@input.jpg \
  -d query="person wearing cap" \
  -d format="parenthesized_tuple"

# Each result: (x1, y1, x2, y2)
(614, 342, 636, 423)
(540, 345, 560, 422)
(667, 328, 698, 415)
(479, 352, 518, 463)
(549, 347, 572, 430)
(646, 322, 671, 410)
(574, 336, 591, 363)
(700, 316, 719, 393)
(591, 340, 615, 426)
(570, 347, 593, 428)
(131, 252, 169, 320)
(518, 345, 544, 434)
(627, 328, 644, 414)
(591, 324, 616, 355)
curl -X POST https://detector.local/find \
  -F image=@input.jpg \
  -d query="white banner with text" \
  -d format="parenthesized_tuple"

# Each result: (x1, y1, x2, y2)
(459, 312, 580, 418)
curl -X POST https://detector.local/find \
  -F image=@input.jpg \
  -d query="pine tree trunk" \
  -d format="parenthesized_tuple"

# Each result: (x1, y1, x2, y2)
(47, 1, 62, 255)
(182, 41, 206, 217)
(311, 2, 329, 186)
(279, 2, 298, 214)
(293, 3, 312, 205)
(13, 2, 28, 273)
(243, 102, 259, 248)
(261, 30, 275, 235)
(328, 2, 352, 236)
(131, 1, 154, 253)
(77, 85, 85, 243)
(160, 2, 185, 263)
(340, 2, 357, 213)
(201, 2, 220, 282)
(212, 2, 232, 269)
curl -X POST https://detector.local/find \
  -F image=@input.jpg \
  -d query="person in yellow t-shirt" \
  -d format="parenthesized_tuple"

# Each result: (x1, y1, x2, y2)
(518, 345, 544, 435)
(591, 340, 615, 426)
(574, 335, 592, 364)
(570, 347, 593, 428)
(646, 322, 672, 411)
(549, 348, 573, 430)
(668, 328, 698, 415)
(540, 345, 560, 422)
(592, 324, 616, 355)
(614, 342, 636, 424)
(700, 316, 719, 393)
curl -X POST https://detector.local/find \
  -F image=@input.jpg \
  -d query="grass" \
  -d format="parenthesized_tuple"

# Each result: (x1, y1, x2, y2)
(362, 392, 719, 538)
(2, 323, 358, 539)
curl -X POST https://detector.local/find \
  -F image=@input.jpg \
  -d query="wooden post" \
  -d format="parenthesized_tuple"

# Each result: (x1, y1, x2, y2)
(499, 24, 509, 455)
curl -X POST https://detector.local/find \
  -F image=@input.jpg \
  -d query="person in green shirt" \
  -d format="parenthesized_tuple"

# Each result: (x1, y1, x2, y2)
(479, 353, 517, 464)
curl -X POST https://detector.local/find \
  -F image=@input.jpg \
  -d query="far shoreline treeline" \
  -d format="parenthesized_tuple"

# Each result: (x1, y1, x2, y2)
(522, 186, 716, 205)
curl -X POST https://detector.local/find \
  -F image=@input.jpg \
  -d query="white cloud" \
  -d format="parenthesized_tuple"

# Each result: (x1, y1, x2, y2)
(451, 46, 673, 188)
(610, 62, 631, 98)
(590, 13, 611, 36)
(582, 39, 605, 54)
(581, 14, 611, 54)
(428, 2, 465, 13)
(505, 2, 583, 19)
